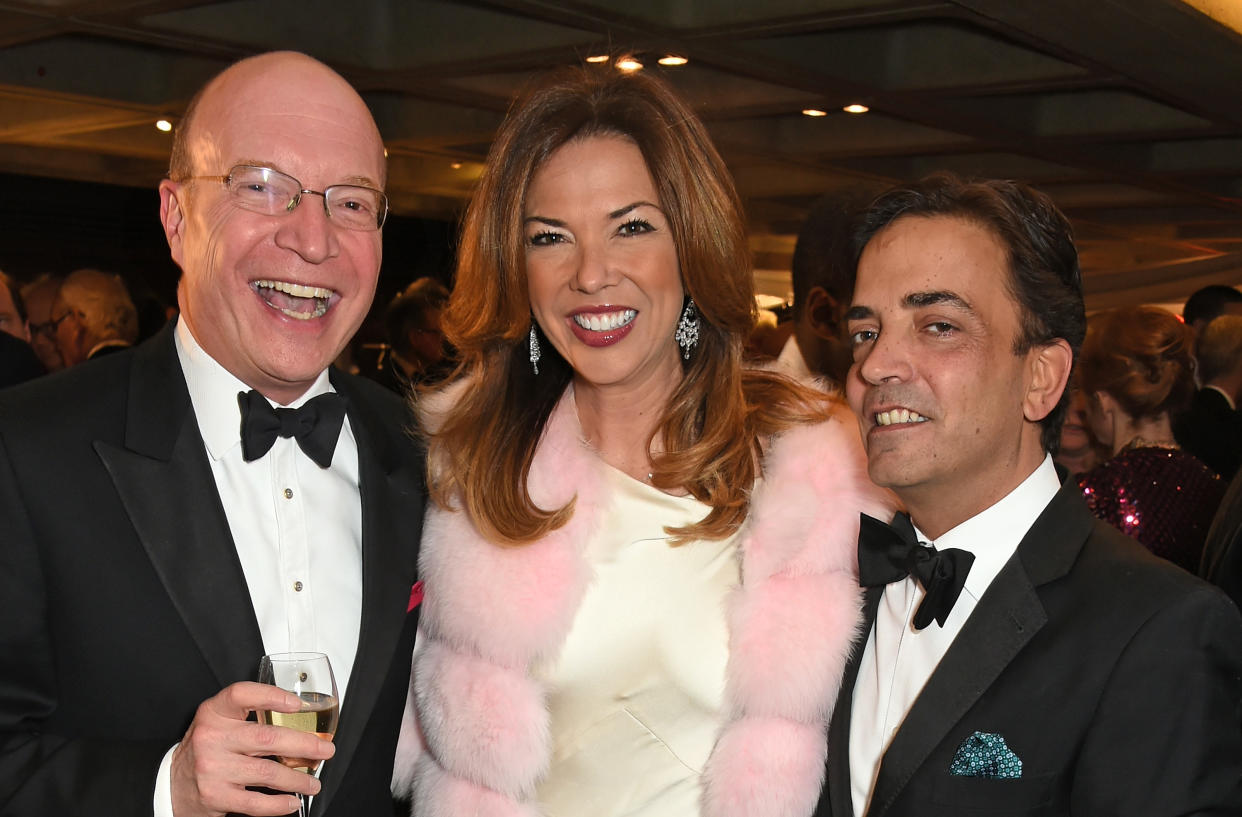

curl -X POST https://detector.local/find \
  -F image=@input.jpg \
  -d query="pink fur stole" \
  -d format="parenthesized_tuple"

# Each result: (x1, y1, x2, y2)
(394, 386, 887, 816)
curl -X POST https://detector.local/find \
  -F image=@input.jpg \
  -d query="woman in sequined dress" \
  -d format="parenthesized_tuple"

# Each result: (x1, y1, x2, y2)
(1077, 305, 1225, 572)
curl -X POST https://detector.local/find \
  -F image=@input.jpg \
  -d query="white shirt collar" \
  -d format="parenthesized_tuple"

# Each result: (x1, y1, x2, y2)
(775, 335, 815, 381)
(912, 455, 1060, 600)
(173, 318, 334, 462)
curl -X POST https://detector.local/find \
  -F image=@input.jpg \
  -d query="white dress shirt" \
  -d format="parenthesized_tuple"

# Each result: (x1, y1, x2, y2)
(775, 334, 815, 381)
(849, 456, 1060, 817)
(153, 319, 363, 816)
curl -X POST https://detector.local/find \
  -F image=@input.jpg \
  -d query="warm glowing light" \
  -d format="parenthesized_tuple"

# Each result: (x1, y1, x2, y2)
(586, 54, 609, 63)
(155, 119, 173, 132)
(843, 104, 870, 114)
(658, 55, 688, 66)
(1180, 0, 1242, 37)
(616, 57, 643, 72)
(450, 162, 463, 170)
(802, 109, 827, 117)
(383, 147, 389, 158)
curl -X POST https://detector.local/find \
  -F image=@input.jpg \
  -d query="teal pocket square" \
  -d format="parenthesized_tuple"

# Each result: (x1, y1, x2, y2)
(950, 732, 1023, 779)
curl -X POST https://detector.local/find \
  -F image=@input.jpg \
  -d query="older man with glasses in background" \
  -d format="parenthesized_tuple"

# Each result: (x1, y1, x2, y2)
(20, 273, 65, 373)
(0, 51, 424, 817)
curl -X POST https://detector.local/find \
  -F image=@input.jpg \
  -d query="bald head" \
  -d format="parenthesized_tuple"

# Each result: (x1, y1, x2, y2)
(158, 50, 388, 404)
(170, 52, 385, 185)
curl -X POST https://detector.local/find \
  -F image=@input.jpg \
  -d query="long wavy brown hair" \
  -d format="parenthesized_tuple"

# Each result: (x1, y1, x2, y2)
(426, 66, 835, 545)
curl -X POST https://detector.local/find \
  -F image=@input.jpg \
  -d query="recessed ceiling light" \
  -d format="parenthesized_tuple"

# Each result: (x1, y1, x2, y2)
(658, 55, 688, 66)
(450, 162, 463, 170)
(586, 55, 609, 63)
(155, 119, 173, 132)
(843, 104, 870, 114)
(802, 109, 828, 117)
(616, 57, 643, 72)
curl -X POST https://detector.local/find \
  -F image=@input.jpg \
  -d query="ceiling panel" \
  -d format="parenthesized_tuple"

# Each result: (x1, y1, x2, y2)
(742, 21, 1088, 91)
(142, 0, 595, 69)
(572, 0, 897, 30)
(0, 0, 1236, 306)
(0, 36, 226, 103)
(710, 112, 970, 157)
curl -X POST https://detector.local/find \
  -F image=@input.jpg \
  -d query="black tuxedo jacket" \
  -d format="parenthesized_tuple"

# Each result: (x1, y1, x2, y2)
(816, 480, 1242, 817)
(0, 331, 44, 389)
(0, 323, 425, 816)
(1174, 387, 1242, 481)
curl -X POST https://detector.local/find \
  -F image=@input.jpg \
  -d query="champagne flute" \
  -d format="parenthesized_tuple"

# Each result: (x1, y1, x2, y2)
(256, 652, 340, 817)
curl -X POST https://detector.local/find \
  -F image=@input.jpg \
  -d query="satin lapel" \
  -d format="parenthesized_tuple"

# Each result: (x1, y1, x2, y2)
(94, 325, 263, 689)
(866, 480, 1090, 817)
(867, 561, 1045, 816)
(821, 585, 884, 817)
(314, 374, 422, 817)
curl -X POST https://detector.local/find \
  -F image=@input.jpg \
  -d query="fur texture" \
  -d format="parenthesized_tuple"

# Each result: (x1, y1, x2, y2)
(395, 386, 888, 815)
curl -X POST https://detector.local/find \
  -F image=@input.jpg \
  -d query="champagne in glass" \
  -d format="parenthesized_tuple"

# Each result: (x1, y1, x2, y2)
(257, 652, 339, 816)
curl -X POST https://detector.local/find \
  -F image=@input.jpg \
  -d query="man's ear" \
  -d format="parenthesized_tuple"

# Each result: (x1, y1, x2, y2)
(158, 180, 186, 269)
(805, 286, 842, 340)
(1024, 339, 1073, 423)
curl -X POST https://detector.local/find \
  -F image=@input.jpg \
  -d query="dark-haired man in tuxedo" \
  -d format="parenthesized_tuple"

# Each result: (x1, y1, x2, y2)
(816, 174, 1242, 817)
(0, 52, 423, 816)
(1175, 314, 1242, 481)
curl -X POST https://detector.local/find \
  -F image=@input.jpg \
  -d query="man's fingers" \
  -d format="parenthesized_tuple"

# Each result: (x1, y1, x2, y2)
(172, 682, 334, 817)
(249, 721, 336, 765)
(207, 681, 303, 719)
(188, 718, 334, 770)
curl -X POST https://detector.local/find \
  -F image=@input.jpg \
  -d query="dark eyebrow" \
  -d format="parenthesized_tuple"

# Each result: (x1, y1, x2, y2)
(846, 291, 974, 322)
(905, 290, 974, 313)
(523, 215, 566, 228)
(609, 201, 661, 220)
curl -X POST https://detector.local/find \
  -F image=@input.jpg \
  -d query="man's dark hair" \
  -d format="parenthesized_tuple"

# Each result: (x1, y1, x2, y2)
(854, 172, 1085, 454)
(1183, 285, 1242, 329)
(0, 270, 28, 324)
(385, 277, 449, 357)
(790, 189, 871, 316)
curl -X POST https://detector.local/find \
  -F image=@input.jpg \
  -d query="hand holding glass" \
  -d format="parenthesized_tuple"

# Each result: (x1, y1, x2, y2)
(256, 652, 339, 816)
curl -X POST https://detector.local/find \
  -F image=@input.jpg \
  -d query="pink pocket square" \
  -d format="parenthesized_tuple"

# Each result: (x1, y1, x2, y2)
(408, 580, 424, 613)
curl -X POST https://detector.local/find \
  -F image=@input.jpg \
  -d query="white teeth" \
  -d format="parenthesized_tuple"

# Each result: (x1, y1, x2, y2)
(254, 279, 335, 299)
(281, 303, 328, 320)
(254, 279, 333, 320)
(573, 309, 636, 332)
(875, 409, 929, 426)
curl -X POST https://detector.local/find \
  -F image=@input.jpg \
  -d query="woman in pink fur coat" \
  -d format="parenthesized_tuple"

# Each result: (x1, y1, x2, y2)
(393, 67, 888, 817)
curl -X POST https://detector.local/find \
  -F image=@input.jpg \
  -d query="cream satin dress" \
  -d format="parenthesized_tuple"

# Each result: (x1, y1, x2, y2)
(531, 461, 743, 816)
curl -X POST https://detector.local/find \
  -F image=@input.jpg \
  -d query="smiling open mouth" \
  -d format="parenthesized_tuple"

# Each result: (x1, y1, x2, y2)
(875, 409, 929, 426)
(573, 309, 636, 332)
(253, 279, 335, 320)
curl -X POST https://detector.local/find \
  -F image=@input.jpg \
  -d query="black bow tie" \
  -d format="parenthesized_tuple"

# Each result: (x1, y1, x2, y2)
(858, 512, 975, 630)
(237, 389, 347, 469)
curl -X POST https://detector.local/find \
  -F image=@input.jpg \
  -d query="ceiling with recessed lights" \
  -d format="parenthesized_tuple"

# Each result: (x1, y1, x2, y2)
(1, 0, 1240, 309)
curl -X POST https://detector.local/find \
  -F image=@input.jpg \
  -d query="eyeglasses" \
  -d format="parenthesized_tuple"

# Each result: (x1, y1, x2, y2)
(184, 165, 389, 231)
(31, 310, 77, 337)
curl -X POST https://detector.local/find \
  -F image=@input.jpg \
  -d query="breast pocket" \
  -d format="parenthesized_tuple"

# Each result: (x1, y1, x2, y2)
(930, 772, 1059, 815)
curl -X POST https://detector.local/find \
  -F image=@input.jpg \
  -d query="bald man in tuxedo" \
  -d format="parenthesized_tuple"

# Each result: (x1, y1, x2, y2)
(0, 52, 423, 817)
